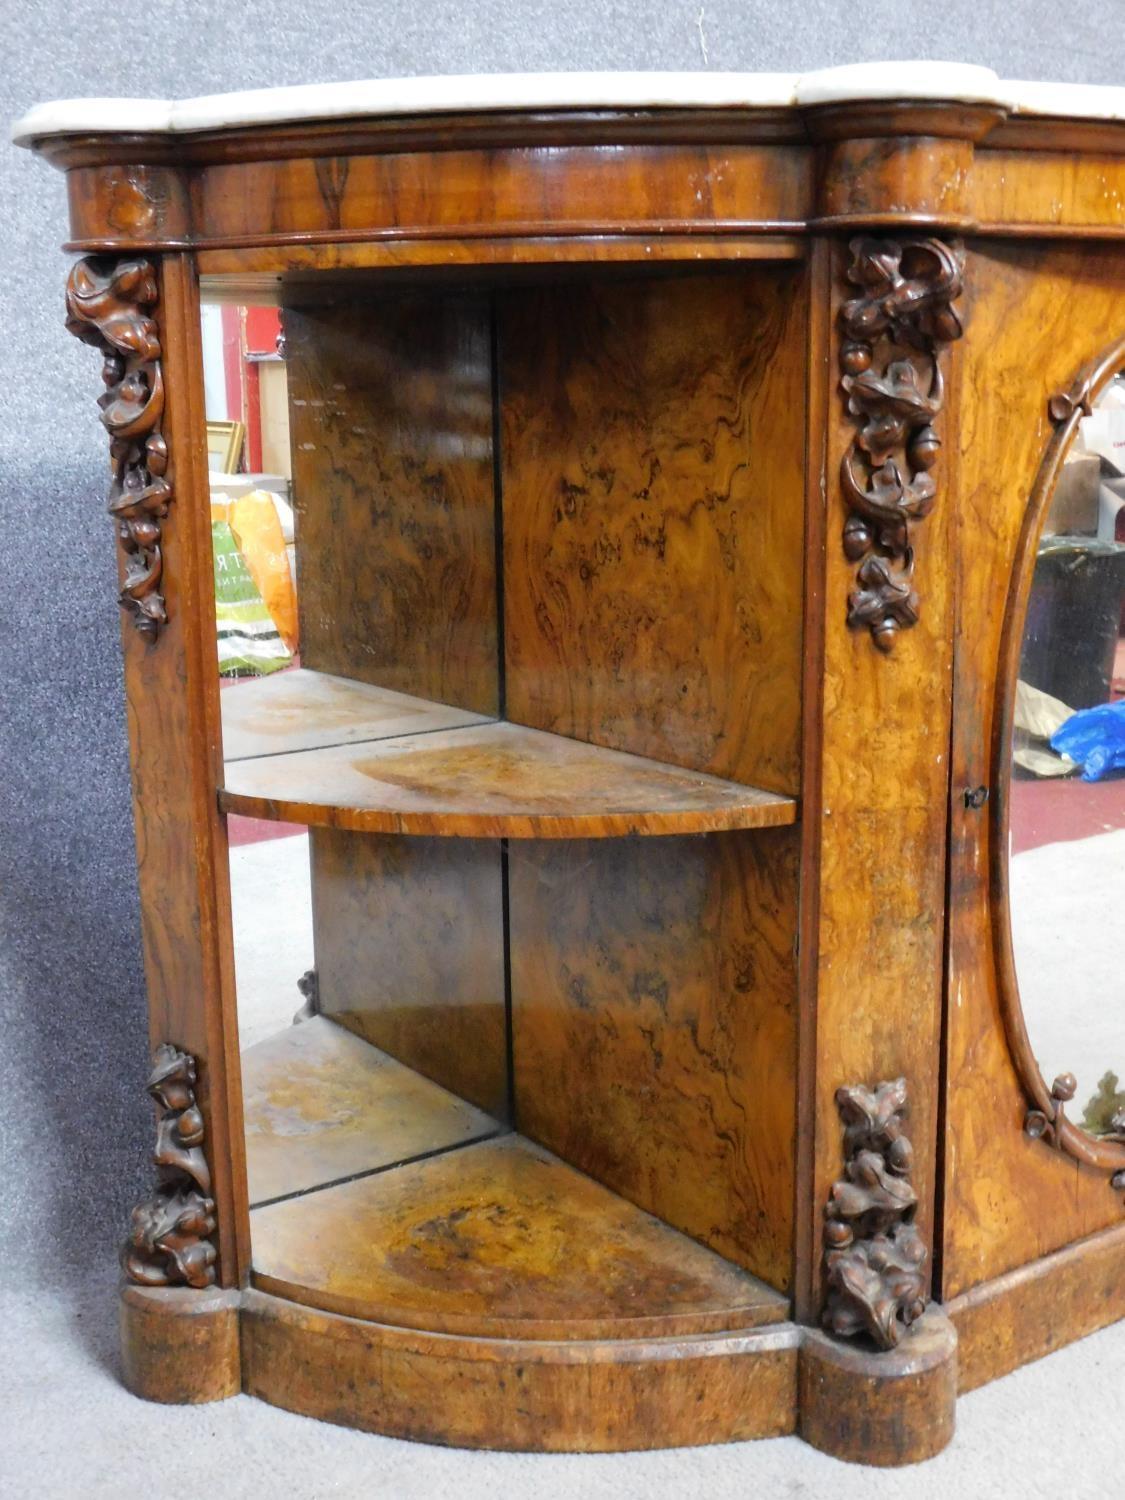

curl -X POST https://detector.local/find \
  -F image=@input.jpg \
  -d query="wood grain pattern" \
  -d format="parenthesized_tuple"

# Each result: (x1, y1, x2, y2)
(53, 119, 1125, 257)
(220, 668, 489, 762)
(285, 294, 498, 713)
(119, 1284, 241, 1405)
(242, 1286, 799, 1451)
(972, 147, 1125, 235)
(509, 829, 799, 1292)
(241, 1016, 500, 1206)
(941, 241, 1125, 1300)
(196, 236, 807, 282)
(798, 1311, 957, 1466)
(32, 101, 1125, 1456)
(813, 134, 980, 227)
(123, 256, 249, 1286)
(501, 270, 806, 796)
(48, 108, 808, 171)
(947, 1221, 1125, 1392)
(193, 144, 811, 248)
(310, 830, 508, 1118)
(250, 1134, 788, 1339)
(798, 236, 959, 1321)
(792, 236, 832, 1324)
(220, 721, 797, 838)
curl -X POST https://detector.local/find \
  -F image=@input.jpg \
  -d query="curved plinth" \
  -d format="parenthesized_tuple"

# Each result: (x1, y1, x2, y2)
(798, 1310, 958, 1466)
(242, 1288, 799, 1451)
(119, 1283, 241, 1405)
(118, 1284, 960, 1458)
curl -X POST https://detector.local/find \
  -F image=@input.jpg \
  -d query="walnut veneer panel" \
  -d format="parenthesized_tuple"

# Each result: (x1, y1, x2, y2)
(509, 829, 799, 1292)
(792, 236, 965, 1320)
(221, 721, 796, 838)
(122, 258, 249, 1283)
(241, 1016, 500, 1206)
(250, 1134, 788, 1339)
(197, 236, 806, 281)
(949, 1223, 1125, 1393)
(941, 241, 1125, 1299)
(220, 668, 489, 762)
(285, 295, 498, 714)
(311, 830, 508, 1120)
(193, 143, 812, 247)
(500, 269, 806, 795)
(242, 1286, 798, 1451)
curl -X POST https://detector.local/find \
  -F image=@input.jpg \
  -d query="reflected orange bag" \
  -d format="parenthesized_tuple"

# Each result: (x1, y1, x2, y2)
(210, 490, 298, 653)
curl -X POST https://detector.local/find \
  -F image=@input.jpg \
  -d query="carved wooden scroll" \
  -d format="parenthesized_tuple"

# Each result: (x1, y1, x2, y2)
(123, 1045, 218, 1288)
(1025, 1070, 1125, 1197)
(823, 1078, 928, 1350)
(65, 257, 171, 639)
(839, 238, 964, 651)
(1024, 1071, 1078, 1150)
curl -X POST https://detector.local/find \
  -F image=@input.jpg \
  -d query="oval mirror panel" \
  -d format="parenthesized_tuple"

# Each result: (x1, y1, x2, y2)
(1009, 371, 1125, 1144)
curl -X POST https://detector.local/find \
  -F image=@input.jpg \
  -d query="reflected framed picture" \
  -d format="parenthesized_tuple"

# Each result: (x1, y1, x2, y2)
(206, 419, 245, 473)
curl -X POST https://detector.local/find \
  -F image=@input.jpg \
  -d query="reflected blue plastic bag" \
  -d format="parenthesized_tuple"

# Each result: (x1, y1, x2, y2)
(1050, 700, 1125, 782)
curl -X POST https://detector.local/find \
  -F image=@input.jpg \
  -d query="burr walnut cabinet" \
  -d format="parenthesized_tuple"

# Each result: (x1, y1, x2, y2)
(15, 60, 1124, 1466)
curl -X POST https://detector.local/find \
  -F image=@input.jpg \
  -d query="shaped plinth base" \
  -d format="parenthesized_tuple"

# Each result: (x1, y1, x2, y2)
(119, 1282, 241, 1405)
(798, 1309, 957, 1466)
(241, 1289, 799, 1451)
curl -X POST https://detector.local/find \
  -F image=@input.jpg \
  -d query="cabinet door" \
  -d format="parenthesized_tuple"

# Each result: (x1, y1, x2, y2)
(941, 243, 1125, 1305)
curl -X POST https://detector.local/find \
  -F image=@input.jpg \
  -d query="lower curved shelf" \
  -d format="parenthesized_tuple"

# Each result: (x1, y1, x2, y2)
(248, 1133, 788, 1341)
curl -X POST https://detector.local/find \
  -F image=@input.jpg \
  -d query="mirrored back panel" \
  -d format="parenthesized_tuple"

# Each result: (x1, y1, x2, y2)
(1008, 371, 1125, 1141)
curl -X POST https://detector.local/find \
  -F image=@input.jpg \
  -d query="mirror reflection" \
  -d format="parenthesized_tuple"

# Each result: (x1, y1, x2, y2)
(201, 293, 510, 1233)
(1009, 372, 1125, 1141)
(201, 302, 296, 680)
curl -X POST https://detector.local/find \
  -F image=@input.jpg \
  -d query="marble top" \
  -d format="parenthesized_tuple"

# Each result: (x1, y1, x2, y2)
(12, 63, 1125, 145)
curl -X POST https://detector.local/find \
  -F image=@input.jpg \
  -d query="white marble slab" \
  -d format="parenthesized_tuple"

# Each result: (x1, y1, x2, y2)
(11, 64, 1125, 145)
(794, 61, 1001, 107)
(1003, 79, 1125, 122)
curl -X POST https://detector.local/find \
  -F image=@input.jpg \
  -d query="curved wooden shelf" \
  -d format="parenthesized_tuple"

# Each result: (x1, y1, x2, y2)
(221, 717, 797, 838)
(249, 1134, 788, 1341)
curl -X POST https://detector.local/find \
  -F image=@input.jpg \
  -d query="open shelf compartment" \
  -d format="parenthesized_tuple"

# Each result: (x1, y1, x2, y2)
(243, 1016, 788, 1341)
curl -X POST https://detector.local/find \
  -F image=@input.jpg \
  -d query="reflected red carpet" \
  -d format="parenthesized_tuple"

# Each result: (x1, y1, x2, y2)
(1010, 773, 1125, 854)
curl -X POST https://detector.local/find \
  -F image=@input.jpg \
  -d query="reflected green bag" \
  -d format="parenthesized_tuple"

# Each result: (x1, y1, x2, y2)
(212, 519, 292, 678)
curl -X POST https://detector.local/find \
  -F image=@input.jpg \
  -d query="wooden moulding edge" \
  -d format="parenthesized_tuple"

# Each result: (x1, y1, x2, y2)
(118, 1261, 1125, 1455)
(945, 1221, 1125, 1393)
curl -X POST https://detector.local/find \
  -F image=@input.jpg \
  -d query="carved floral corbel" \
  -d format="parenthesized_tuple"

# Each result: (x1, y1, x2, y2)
(823, 1077, 928, 1351)
(838, 237, 965, 651)
(65, 257, 172, 639)
(123, 1045, 218, 1289)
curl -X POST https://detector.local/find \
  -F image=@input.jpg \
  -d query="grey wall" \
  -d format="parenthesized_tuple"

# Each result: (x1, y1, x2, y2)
(1, 0, 1121, 1288)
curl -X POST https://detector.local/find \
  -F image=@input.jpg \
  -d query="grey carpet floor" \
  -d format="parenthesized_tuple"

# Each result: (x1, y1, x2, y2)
(5, 1275, 1121, 1499)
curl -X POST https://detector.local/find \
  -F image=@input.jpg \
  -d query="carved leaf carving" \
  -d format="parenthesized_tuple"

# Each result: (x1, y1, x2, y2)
(838, 238, 964, 651)
(123, 1045, 218, 1289)
(823, 1078, 928, 1351)
(65, 257, 172, 639)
